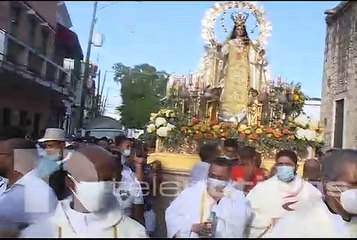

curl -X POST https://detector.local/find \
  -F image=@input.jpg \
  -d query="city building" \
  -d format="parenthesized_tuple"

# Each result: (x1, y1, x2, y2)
(320, 1, 357, 149)
(0, 1, 82, 138)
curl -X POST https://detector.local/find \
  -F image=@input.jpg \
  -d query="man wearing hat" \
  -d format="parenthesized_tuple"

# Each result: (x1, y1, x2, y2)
(36, 128, 67, 179)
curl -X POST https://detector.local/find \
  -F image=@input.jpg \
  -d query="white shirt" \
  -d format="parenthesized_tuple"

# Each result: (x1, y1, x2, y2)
(0, 170, 58, 231)
(113, 165, 144, 216)
(20, 197, 148, 238)
(165, 181, 251, 238)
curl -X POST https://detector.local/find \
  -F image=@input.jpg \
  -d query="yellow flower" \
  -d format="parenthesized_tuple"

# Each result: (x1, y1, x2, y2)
(244, 129, 251, 135)
(212, 125, 221, 131)
(200, 125, 208, 132)
(293, 94, 300, 101)
(255, 128, 263, 134)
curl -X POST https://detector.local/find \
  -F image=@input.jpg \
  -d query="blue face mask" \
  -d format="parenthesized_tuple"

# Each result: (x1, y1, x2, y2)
(36, 155, 61, 179)
(276, 166, 295, 182)
(123, 149, 131, 157)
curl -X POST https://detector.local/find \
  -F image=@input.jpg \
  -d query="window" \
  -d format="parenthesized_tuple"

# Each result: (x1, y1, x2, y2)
(28, 19, 36, 47)
(3, 108, 11, 127)
(33, 113, 41, 139)
(9, 7, 21, 36)
(19, 110, 28, 127)
(333, 99, 344, 148)
(41, 30, 48, 55)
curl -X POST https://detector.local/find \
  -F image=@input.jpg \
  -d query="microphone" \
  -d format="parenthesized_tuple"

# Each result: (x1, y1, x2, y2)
(210, 211, 218, 238)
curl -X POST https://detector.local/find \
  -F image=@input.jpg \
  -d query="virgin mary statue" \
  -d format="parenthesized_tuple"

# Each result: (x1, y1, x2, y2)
(207, 12, 268, 120)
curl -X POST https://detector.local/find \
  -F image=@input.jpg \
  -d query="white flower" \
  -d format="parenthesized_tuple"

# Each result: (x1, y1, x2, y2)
(295, 128, 306, 140)
(150, 113, 158, 122)
(166, 123, 175, 131)
(294, 114, 309, 127)
(165, 110, 174, 118)
(155, 117, 167, 128)
(309, 121, 319, 131)
(156, 126, 169, 137)
(304, 130, 317, 142)
(146, 124, 156, 133)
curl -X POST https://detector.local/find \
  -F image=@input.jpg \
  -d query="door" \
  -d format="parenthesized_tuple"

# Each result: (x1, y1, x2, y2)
(333, 99, 344, 148)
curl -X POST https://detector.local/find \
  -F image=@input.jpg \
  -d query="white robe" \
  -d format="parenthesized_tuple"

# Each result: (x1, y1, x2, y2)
(20, 197, 148, 238)
(165, 181, 251, 238)
(246, 175, 349, 238)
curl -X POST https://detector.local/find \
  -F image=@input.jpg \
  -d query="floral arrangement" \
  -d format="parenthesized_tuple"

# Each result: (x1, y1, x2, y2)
(142, 107, 324, 158)
(145, 109, 177, 138)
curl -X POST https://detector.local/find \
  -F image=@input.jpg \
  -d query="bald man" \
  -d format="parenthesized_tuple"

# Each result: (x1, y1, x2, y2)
(0, 138, 57, 237)
(20, 144, 148, 238)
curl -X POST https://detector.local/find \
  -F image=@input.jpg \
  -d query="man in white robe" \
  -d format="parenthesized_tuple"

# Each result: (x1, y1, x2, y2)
(246, 150, 349, 238)
(165, 158, 251, 238)
(20, 145, 147, 238)
(321, 149, 357, 238)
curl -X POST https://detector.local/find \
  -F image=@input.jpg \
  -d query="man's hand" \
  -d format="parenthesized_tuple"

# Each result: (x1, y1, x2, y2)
(191, 223, 212, 237)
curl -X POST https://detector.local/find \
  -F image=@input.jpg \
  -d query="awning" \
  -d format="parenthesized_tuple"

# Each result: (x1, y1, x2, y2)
(55, 23, 83, 60)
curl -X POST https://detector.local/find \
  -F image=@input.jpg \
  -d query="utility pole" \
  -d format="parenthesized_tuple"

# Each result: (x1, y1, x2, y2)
(78, 1, 98, 129)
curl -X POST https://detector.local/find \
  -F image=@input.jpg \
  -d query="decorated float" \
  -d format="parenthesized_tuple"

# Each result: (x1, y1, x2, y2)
(145, 1, 324, 175)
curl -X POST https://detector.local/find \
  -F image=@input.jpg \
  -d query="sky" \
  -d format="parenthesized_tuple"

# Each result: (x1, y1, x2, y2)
(66, 1, 339, 120)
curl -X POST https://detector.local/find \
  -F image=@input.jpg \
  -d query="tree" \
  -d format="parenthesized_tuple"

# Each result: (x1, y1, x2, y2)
(113, 63, 168, 129)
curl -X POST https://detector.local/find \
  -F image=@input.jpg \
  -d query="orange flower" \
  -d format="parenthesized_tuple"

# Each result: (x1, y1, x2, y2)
(194, 132, 203, 140)
(249, 133, 259, 140)
(273, 132, 283, 139)
(191, 117, 200, 125)
(265, 127, 274, 134)
(267, 133, 273, 138)
(282, 128, 290, 135)
(204, 133, 213, 140)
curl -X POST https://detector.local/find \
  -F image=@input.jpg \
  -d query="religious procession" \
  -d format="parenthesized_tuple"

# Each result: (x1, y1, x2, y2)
(0, 0, 356, 238)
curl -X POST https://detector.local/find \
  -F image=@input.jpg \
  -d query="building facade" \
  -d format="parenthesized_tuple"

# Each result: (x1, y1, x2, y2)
(303, 98, 321, 123)
(0, 1, 82, 138)
(321, 1, 357, 149)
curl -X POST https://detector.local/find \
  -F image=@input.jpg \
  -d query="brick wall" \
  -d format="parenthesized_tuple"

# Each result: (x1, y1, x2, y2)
(321, 2, 357, 148)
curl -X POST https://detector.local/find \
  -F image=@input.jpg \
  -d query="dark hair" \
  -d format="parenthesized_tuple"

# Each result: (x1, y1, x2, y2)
(230, 24, 249, 40)
(239, 146, 257, 161)
(49, 169, 70, 200)
(276, 150, 298, 165)
(199, 142, 219, 163)
(114, 135, 130, 146)
(322, 149, 357, 181)
(211, 157, 232, 169)
(224, 138, 238, 150)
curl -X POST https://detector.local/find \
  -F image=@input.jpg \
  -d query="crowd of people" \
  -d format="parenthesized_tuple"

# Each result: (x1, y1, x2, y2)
(0, 126, 356, 238)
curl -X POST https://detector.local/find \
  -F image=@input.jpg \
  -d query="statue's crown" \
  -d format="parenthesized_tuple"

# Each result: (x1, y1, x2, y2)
(231, 11, 249, 26)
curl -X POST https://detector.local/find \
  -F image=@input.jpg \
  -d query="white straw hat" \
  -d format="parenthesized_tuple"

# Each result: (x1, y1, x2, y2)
(38, 128, 66, 142)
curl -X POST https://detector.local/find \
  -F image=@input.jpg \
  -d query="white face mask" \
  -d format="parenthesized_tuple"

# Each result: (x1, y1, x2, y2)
(68, 175, 114, 212)
(340, 189, 357, 214)
(207, 177, 228, 199)
(123, 149, 131, 157)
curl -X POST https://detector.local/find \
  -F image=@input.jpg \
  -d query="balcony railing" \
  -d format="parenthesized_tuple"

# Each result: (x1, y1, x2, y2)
(0, 28, 73, 96)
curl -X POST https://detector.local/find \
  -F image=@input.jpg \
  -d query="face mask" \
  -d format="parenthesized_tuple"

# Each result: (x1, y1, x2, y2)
(68, 175, 114, 212)
(207, 177, 228, 199)
(123, 149, 131, 157)
(276, 166, 295, 182)
(340, 189, 357, 214)
(36, 159, 61, 179)
(223, 155, 233, 160)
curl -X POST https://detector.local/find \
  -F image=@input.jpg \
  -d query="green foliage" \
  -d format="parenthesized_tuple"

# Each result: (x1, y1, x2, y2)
(113, 63, 168, 129)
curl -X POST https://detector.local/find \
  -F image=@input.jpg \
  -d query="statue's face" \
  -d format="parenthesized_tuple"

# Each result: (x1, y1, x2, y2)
(235, 25, 246, 37)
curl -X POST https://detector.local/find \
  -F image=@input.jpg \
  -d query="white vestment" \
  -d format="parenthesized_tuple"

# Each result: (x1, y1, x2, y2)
(165, 181, 251, 238)
(20, 197, 148, 238)
(246, 175, 349, 238)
